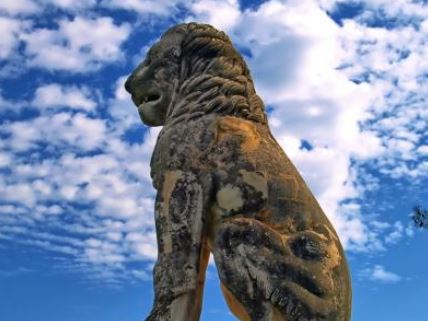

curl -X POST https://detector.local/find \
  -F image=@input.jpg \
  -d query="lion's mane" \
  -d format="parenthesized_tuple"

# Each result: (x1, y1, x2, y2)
(161, 23, 267, 126)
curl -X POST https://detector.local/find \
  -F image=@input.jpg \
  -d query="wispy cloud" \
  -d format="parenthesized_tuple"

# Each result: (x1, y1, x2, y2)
(0, 266, 34, 277)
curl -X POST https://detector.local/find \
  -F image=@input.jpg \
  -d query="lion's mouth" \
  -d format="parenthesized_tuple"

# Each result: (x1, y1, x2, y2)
(137, 93, 162, 109)
(142, 94, 161, 104)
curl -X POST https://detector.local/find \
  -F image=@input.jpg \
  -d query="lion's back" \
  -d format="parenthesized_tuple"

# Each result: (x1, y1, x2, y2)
(211, 116, 330, 229)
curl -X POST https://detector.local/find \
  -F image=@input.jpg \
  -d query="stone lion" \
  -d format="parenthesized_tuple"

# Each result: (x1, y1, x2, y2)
(125, 22, 351, 321)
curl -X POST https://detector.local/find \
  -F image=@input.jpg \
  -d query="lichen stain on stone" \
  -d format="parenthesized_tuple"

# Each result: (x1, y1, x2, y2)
(240, 169, 268, 198)
(269, 306, 286, 321)
(325, 239, 341, 270)
(160, 170, 183, 253)
(216, 116, 260, 152)
(168, 293, 192, 321)
(324, 223, 339, 242)
(217, 184, 244, 211)
(278, 173, 300, 200)
(162, 170, 183, 204)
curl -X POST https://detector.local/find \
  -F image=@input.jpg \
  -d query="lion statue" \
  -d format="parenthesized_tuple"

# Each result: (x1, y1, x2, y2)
(125, 22, 351, 321)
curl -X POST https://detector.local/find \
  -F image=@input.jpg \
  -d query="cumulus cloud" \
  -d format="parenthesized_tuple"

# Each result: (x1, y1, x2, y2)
(319, 0, 428, 20)
(335, 13, 428, 179)
(41, 0, 97, 11)
(1, 112, 107, 151)
(186, 0, 241, 32)
(0, 0, 39, 16)
(21, 16, 131, 72)
(0, 68, 160, 282)
(0, 126, 159, 282)
(355, 0, 428, 20)
(33, 83, 96, 111)
(103, 0, 241, 31)
(360, 265, 402, 283)
(102, 0, 183, 16)
(0, 17, 28, 59)
(108, 75, 143, 131)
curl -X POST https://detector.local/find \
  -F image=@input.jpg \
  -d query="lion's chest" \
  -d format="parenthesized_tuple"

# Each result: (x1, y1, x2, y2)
(150, 117, 217, 188)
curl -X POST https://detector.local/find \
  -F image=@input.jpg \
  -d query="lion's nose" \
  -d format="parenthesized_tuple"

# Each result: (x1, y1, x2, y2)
(125, 64, 149, 94)
(124, 75, 134, 94)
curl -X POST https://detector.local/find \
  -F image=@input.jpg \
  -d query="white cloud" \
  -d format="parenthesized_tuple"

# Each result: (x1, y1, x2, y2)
(21, 16, 131, 72)
(102, 0, 183, 16)
(125, 230, 158, 260)
(359, 0, 428, 19)
(33, 84, 96, 111)
(417, 145, 428, 156)
(41, 0, 97, 10)
(1, 112, 107, 151)
(103, 0, 241, 32)
(319, 0, 428, 20)
(108, 76, 142, 131)
(360, 265, 402, 283)
(0, 17, 27, 59)
(337, 15, 428, 179)
(0, 0, 39, 16)
(384, 221, 404, 244)
(0, 153, 11, 167)
(0, 183, 36, 207)
(186, 0, 241, 32)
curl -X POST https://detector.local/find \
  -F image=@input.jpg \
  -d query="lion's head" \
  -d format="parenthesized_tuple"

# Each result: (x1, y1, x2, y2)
(125, 22, 266, 127)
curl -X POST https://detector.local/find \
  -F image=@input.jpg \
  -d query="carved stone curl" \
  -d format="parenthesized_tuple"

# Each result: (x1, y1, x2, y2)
(125, 22, 351, 321)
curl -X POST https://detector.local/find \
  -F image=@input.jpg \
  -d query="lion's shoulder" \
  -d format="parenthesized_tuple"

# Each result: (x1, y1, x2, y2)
(215, 116, 262, 153)
(150, 117, 219, 186)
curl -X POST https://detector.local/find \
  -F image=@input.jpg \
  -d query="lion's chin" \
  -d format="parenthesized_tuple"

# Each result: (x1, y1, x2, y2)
(138, 102, 165, 127)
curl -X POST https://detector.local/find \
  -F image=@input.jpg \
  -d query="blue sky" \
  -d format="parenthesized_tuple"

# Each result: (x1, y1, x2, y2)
(0, 0, 427, 320)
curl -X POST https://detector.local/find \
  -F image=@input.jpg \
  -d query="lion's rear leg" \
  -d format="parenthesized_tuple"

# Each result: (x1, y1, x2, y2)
(220, 281, 285, 321)
(211, 218, 288, 321)
(211, 217, 343, 321)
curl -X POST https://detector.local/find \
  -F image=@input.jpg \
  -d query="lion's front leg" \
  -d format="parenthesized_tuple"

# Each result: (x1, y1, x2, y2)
(146, 170, 211, 321)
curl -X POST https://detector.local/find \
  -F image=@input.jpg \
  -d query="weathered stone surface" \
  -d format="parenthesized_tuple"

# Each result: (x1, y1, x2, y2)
(125, 22, 351, 321)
